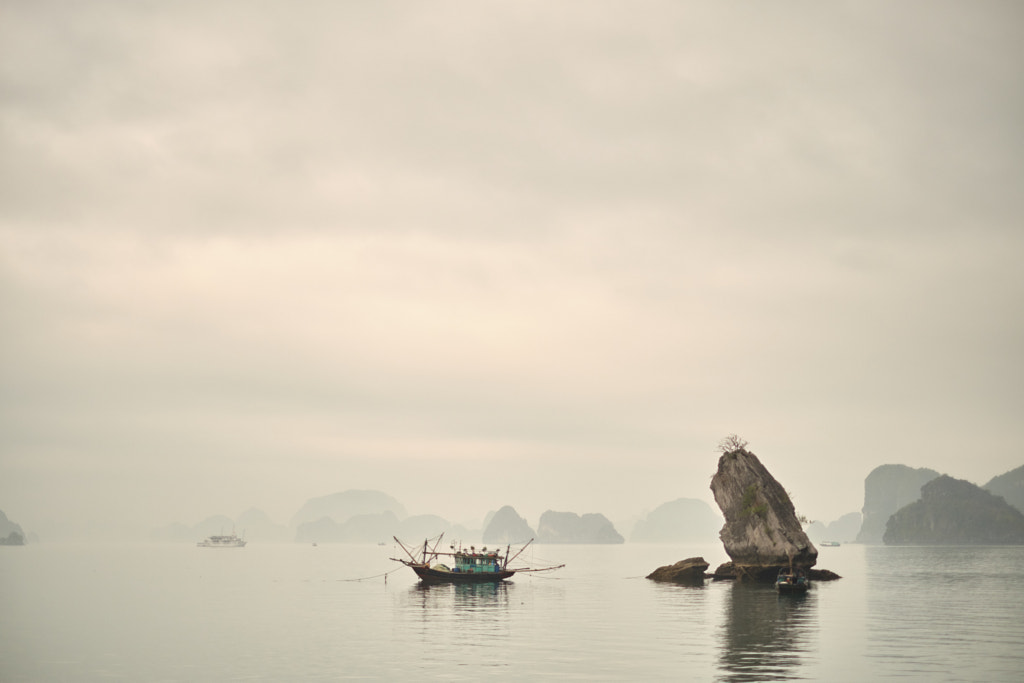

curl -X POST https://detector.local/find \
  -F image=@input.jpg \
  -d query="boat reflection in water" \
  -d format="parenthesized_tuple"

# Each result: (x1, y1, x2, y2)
(411, 580, 511, 610)
(399, 580, 516, 645)
(718, 581, 818, 681)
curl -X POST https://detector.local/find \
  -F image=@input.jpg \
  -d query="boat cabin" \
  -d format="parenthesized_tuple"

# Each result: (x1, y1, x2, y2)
(452, 548, 502, 574)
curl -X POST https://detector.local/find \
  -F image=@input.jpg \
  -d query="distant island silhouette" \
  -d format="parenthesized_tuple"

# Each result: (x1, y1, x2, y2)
(0, 509, 27, 545)
(884, 475, 1024, 545)
(855, 463, 1024, 545)
(153, 490, 633, 544)
(147, 461, 1024, 546)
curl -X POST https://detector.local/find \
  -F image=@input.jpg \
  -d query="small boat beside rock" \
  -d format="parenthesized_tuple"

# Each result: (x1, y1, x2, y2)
(647, 440, 842, 587)
(776, 567, 810, 593)
(392, 534, 563, 584)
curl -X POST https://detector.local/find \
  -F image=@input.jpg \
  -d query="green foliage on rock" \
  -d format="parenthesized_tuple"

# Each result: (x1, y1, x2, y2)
(740, 484, 767, 519)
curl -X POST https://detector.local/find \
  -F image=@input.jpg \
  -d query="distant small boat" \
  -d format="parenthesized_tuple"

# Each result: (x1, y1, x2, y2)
(820, 541, 840, 547)
(391, 534, 563, 584)
(776, 567, 810, 593)
(197, 532, 246, 548)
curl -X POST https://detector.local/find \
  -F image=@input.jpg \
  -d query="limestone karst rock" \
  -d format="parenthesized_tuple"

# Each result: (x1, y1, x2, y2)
(856, 464, 940, 544)
(296, 511, 400, 543)
(630, 498, 722, 543)
(536, 511, 624, 544)
(710, 448, 817, 580)
(290, 490, 407, 528)
(984, 464, 1024, 515)
(482, 505, 535, 544)
(805, 511, 862, 544)
(884, 475, 1024, 545)
(0, 510, 26, 545)
(646, 557, 710, 583)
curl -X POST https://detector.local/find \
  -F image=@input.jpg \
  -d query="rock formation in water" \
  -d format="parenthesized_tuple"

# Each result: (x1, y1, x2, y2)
(883, 475, 1024, 545)
(296, 511, 401, 543)
(709, 559, 841, 582)
(710, 448, 817, 580)
(856, 464, 940, 544)
(805, 512, 862, 544)
(482, 505, 535, 544)
(152, 509, 288, 543)
(0, 531, 24, 545)
(289, 490, 407, 528)
(536, 511, 624, 544)
(630, 498, 722, 543)
(151, 514, 235, 542)
(235, 508, 290, 542)
(984, 464, 1024, 515)
(294, 511, 469, 543)
(0, 510, 26, 545)
(646, 557, 709, 583)
(397, 514, 457, 541)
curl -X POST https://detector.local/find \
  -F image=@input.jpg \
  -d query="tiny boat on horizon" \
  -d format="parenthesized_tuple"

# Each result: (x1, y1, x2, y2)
(197, 531, 246, 548)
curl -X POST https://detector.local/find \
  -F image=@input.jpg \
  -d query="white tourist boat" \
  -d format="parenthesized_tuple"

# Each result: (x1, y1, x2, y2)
(197, 532, 246, 548)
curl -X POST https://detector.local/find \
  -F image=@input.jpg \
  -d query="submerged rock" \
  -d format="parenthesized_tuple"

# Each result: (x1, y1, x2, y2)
(711, 562, 841, 582)
(809, 568, 842, 581)
(710, 448, 817, 581)
(646, 557, 710, 583)
(711, 561, 738, 580)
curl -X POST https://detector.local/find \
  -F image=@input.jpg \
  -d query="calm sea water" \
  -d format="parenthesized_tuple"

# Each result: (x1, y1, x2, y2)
(2, 542, 1023, 681)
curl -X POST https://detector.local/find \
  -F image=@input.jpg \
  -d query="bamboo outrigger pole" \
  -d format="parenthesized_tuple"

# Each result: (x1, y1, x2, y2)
(423, 534, 445, 564)
(504, 538, 534, 568)
(394, 536, 419, 564)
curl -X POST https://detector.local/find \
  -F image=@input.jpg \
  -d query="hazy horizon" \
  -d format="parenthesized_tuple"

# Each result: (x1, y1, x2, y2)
(3, 2, 1023, 542)
(4, 441, 1016, 543)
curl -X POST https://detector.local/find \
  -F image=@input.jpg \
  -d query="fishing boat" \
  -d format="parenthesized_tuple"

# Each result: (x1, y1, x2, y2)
(820, 541, 840, 547)
(776, 567, 810, 593)
(197, 532, 246, 548)
(392, 534, 563, 584)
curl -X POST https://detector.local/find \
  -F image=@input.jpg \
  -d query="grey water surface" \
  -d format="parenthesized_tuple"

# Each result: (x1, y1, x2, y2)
(2, 543, 1022, 681)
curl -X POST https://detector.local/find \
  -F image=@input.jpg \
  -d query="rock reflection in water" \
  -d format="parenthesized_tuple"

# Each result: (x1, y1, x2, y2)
(718, 582, 817, 682)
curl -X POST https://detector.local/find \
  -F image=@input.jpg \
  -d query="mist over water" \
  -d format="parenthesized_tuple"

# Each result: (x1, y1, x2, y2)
(3, 543, 1023, 681)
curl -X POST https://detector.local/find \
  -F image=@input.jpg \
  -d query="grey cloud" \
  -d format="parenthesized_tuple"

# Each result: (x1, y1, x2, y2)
(2, 1, 1023, 538)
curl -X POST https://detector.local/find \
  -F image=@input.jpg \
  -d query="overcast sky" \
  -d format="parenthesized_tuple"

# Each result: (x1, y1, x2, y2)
(2, 1, 1023, 539)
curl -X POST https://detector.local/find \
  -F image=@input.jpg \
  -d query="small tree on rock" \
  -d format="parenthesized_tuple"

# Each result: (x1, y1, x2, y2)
(717, 434, 748, 453)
